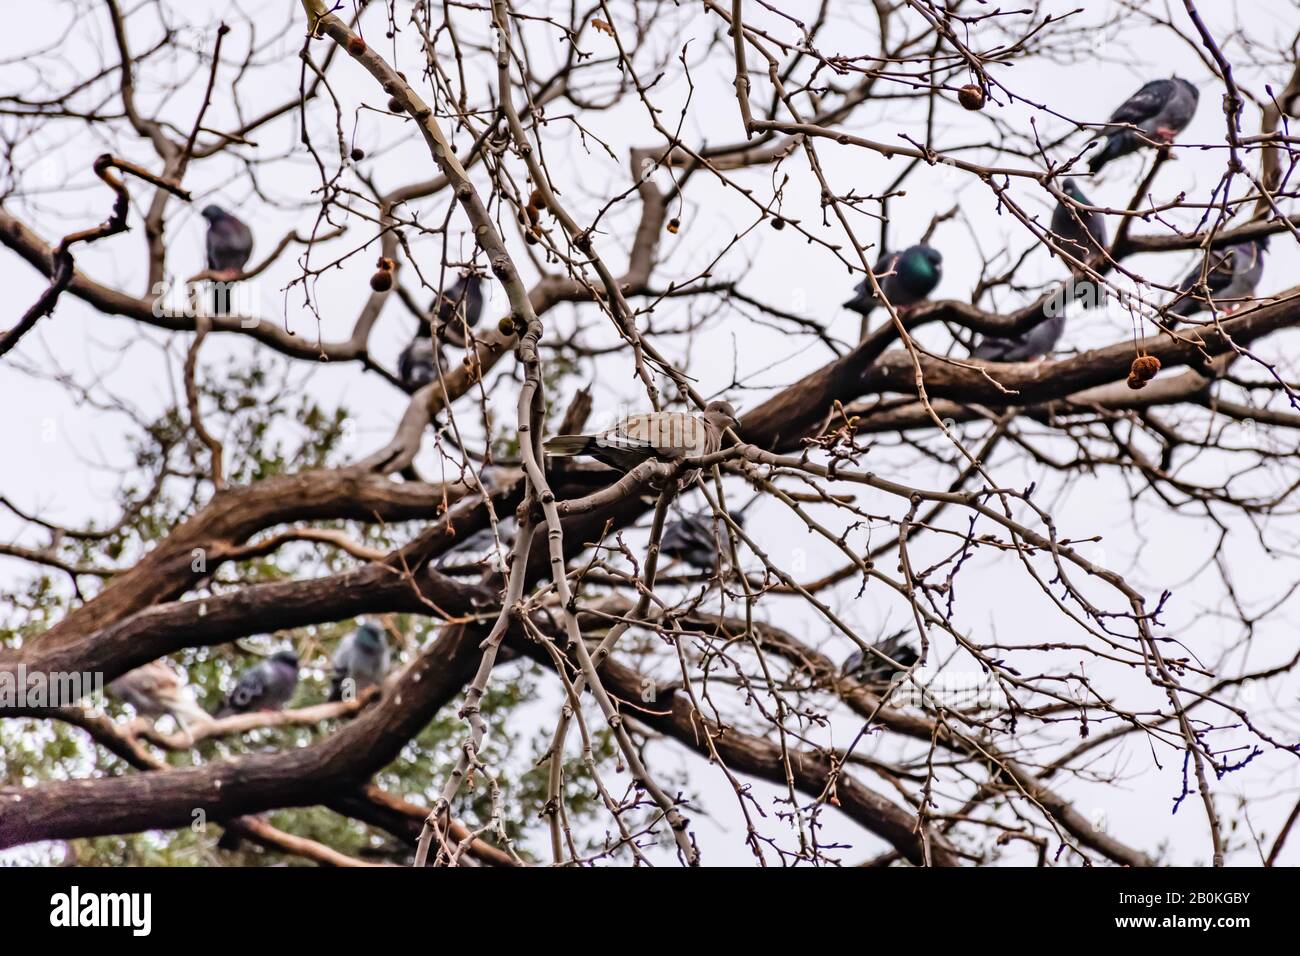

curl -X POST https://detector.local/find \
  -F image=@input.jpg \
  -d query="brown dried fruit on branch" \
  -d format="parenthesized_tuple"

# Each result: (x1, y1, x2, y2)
(387, 97, 403, 114)
(1126, 373, 1145, 390)
(369, 257, 395, 292)
(592, 18, 615, 35)
(350, 147, 365, 162)
(958, 84, 987, 111)
(347, 37, 366, 56)
(1131, 354, 1161, 381)
(666, 217, 681, 234)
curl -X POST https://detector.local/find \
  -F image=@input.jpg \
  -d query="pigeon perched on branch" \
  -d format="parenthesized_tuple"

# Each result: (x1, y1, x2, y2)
(397, 322, 445, 392)
(543, 401, 739, 478)
(108, 659, 210, 731)
(1051, 179, 1108, 262)
(1088, 77, 1199, 173)
(431, 273, 485, 346)
(217, 649, 299, 717)
(971, 313, 1067, 363)
(201, 204, 253, 315)
(661, 509, 746, 571)
(329, 622, 391, 702)
(844, 245, 943, 320)
(1168, 239, 1267, 320)
(841, 629, 919, 687)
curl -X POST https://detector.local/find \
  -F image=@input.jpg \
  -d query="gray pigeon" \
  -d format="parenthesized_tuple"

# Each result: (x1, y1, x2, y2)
(398, 324, 446, 392)
(841, 629, 919, 687)
(201, 204, 253, 315)
(844, 245, 943, 318)
(108, 659, 210, 730)
(1169, 238, 1267, 320)
(971, 312, 1067, 362)
(436, 517, 516, 572)
(1088, 77, 1199, 173)
(543, 400, 739, 476)
(1052, 179, 1108, 261)
(431, 273, 485, 347)
(329, 622, 391, 702)
(661, 509, 746, 571)
(217, 649, 299, 717)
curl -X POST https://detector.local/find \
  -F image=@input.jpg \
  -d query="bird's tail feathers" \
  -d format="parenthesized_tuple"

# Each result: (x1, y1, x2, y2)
(543, 435, 597, 457)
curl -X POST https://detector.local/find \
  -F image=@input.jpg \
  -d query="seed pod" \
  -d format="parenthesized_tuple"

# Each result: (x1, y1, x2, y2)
(771, 217, 786, 230)
(666, 217, 681, 234)
(1131, 354, 1161, 382)
(498, 316, 517, 336)
(347, 37, 366, 56)
(958, 84, 986, 111)
(1126, 373, 1146, 391)
(350, 147, 365, 162)
(369, 270, 393, 292)
(387, 96, 403, 113)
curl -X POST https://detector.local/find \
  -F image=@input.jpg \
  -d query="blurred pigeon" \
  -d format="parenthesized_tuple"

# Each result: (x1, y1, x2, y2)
(971, 313, 1067, 362)
(329, 622, 391, 702)
(1052, 179, 1108, 261)
(431, 273, 485, 346)
(436, 517, 517, 572)
(1169, 238, 1267, 320)
(108, 659, 210, 730)
(201, 204, 253, 315)
(661, 509, 746, 571)
(844, 245, 943, 319)
(398, 323, 446, 391)
(217, 649, 299, 717)
(543, 401, 739, 476)
(1088, 77, 1199, 173)
(841, 629, 919, 687)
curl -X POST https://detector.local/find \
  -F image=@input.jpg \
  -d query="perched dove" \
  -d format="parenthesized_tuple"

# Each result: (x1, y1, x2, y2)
(108, 659, 210, 730)
(844, 245, 943, 319)
(329, 622, 391, 702)
(841, 629, 919, 687)
(661, 509, 745, 571)
(201, 204, 253, 315)
(1168, 238, 1267, 320)
(971, 313, 1067, 363)
(1089, 77, 1199, 173)
(543, 400, 739, 478)
(217, 649, 299, 717)
(431, 273, 485, 347)
(398, 323, 446, 392)
(1051, 179, 1108, 262)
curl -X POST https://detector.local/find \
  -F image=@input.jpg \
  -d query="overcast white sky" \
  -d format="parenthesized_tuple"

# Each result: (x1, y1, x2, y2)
(2, 0, 1299, 865)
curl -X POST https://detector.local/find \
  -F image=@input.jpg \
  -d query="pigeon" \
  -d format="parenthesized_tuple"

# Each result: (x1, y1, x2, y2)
(1052, 179, 1108, 261)
(844, 245, 943, 319)
(661, 509, 746, 571)
(108, 659, 210, 730)
(543, 401, 739, 478)
(436, 517, 517, 572)
(397, 323, 446, 391)
(841, 629, 919, 687)
(201, 204, 254, 315)
(329, 622, 391, 702)
(971, 312, 1067, 362)
(217, 649, 299, 717)
(431, 273, 485, 346)
(1088, 77, 1199, 173)
(1168, 238, 1267, 320)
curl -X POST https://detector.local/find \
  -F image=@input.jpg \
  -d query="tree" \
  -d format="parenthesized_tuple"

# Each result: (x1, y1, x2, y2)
(1, 0, 1298, 867)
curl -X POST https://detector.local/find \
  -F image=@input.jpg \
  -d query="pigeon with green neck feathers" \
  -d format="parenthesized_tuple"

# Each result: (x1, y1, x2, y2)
(844, 244, 943, 320)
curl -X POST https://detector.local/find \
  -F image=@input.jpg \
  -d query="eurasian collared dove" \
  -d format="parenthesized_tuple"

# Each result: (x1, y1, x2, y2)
(543, 400, 739, 477)
(108, 659, 210, 730)
(1089, 77, 1199, 173)
(217, 649, 299, 717)
(201, 204, 253, 315)
(329, 622, 391, 702)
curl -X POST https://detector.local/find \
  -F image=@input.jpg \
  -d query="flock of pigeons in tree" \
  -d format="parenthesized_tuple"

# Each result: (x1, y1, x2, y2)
(107, 621, 391, 731)
(130, 76, 1270, 733)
